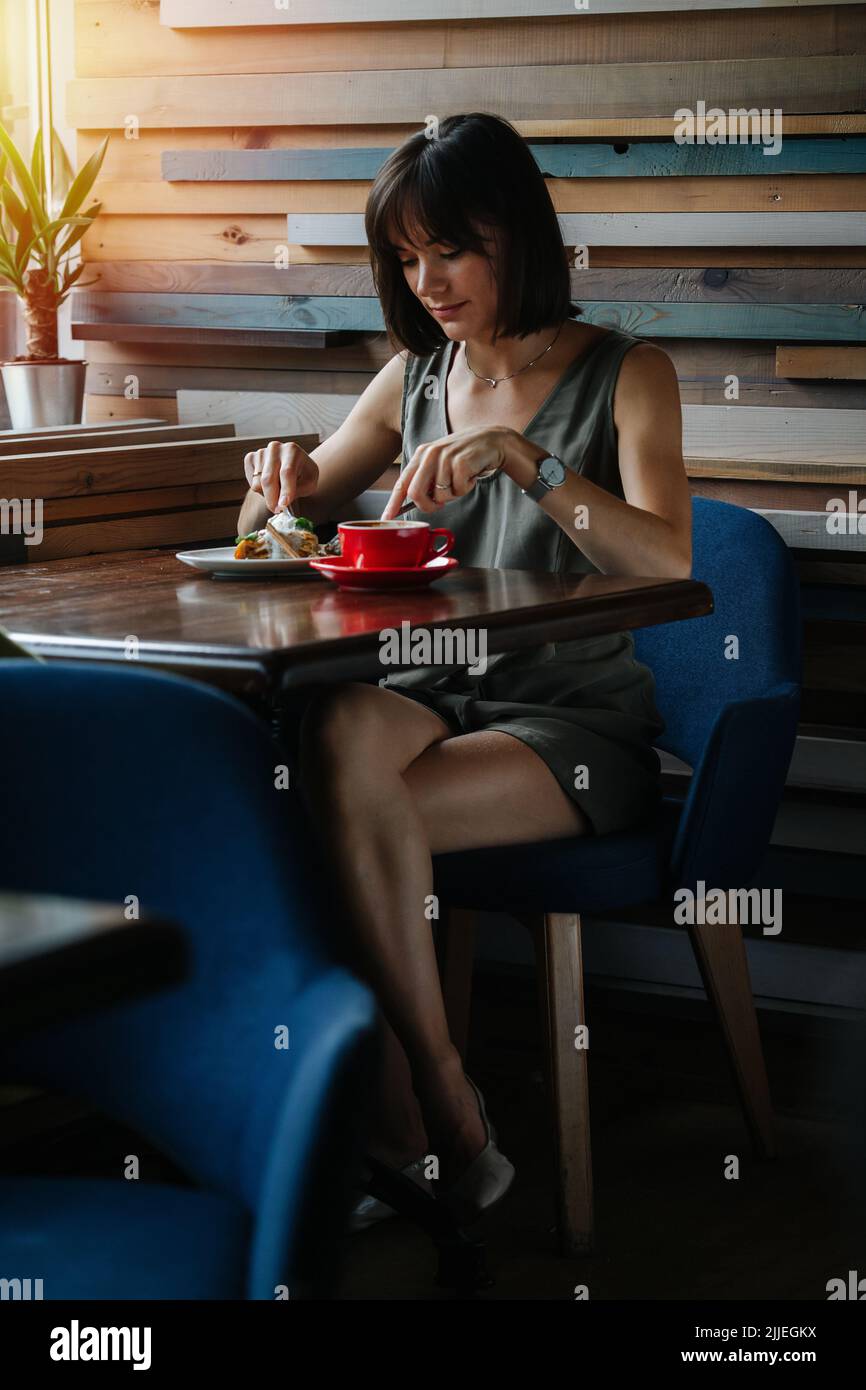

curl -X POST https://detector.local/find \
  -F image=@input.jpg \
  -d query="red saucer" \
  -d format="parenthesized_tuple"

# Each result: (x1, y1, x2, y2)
(308, 554, 460, 591)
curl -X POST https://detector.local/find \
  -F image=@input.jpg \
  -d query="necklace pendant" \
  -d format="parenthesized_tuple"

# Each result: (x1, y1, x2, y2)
(489, 379, 497, 388)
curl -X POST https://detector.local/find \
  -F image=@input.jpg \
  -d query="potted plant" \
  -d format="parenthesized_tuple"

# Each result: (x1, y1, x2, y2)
(0, 124, 108, 429)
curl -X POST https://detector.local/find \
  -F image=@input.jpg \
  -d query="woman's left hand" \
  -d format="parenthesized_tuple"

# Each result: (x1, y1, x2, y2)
(381, 425, 515, 518)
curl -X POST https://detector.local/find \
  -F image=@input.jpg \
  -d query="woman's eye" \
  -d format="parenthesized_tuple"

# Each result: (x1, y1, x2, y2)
(399, 258, 417, 268)
(441, 249, 463, 260)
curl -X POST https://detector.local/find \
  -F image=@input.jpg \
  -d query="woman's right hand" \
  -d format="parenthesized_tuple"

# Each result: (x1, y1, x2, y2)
(243, 440, 320, 514)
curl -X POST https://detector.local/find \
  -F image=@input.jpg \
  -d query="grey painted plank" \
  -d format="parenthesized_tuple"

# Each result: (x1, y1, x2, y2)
(72, 292, 866, 342)
(682, 405, 866, 463)
(569, 268, 866, 305)
(578, 302, 865, 340)
(163, 138, 866, 182)
(87, 261, 866, 306)
(161, 0, 866, 24)
(287, 211, 866, 247)
(758, 509, 866, 553)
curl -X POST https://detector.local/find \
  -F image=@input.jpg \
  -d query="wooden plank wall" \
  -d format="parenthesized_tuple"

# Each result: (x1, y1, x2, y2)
(71, 0, 866, 419)
(69, 4, 866, 714)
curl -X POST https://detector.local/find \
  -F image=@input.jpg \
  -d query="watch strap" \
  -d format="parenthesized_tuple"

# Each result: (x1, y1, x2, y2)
(523, 472, 552, 502)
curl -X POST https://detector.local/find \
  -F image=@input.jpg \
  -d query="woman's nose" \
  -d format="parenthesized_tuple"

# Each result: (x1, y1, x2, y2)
(416, 263, 445, 297)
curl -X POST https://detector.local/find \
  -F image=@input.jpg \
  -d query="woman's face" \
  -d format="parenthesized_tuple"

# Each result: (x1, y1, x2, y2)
(391, 218, 499, 341)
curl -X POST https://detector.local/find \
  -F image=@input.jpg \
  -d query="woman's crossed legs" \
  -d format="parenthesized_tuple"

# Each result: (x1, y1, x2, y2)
(297, 682, 589, 1183)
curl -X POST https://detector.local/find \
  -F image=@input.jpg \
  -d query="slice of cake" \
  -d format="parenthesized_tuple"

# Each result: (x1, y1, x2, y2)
(234, 512, 321, 560)
(265, 512, 321, 558)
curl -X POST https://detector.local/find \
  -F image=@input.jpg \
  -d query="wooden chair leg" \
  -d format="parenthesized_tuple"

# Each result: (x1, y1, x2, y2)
(526, 911, 594, 1256)
(687, 918, 776, 1159)
(437, 907, 476, 1063)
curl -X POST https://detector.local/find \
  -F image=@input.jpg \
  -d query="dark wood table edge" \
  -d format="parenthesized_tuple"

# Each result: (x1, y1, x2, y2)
(9, 577, 713, 694)
(276, 576, 714, 688)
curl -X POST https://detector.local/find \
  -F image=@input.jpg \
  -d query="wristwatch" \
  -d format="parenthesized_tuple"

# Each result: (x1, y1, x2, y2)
(521, 453, 568, 503)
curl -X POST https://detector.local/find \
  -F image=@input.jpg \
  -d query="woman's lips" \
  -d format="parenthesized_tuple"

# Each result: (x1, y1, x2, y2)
(429, 301, 468, 320)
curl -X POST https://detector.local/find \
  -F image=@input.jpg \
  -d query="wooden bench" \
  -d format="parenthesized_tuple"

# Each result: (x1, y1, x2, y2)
(0, 421, 318, 564)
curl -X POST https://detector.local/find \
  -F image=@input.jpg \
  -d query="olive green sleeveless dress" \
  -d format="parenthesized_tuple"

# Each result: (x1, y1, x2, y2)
(381, 323, 667, 837)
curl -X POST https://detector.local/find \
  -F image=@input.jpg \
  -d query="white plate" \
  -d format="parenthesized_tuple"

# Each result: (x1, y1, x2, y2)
(175, 546, 323, 578)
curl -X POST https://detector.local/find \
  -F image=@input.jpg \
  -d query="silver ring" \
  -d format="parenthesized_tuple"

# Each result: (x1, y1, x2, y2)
(433, 483, 451, 492)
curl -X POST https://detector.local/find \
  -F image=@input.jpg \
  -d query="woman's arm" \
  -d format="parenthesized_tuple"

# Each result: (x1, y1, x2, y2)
(503, 343, 692, 579)
(237, 351, 406, 532)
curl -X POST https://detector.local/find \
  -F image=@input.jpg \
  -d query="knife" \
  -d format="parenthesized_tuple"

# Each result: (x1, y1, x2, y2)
(389, 467, 501, 519)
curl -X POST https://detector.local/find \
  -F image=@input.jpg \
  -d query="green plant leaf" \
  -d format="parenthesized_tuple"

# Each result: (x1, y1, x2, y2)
(51, 128, 75, 206)
(59, 135, 109, 220)
(15, 208, 34, 270)
(54, 201, 101, 260)
(31, 127, 45, 200)
(59, 260, 88, 295)
(19, 215, 91, 271)
(0, 241, 23, 289)
(0, 121, 47, 231)
(1, 179, 28, 235)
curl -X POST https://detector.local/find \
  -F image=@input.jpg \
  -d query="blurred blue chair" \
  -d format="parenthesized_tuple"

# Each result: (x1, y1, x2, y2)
(433, 499, 802, 1254)
(0, 662, 378, 1298)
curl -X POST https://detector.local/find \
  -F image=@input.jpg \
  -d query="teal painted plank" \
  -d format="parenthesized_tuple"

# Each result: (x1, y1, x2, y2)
(162, 138, 866, 182)
(72, 293, 866, 341)
(531, 138, 866, 177)
(163, 148, 391, 181)
(74, 294, 383, 333)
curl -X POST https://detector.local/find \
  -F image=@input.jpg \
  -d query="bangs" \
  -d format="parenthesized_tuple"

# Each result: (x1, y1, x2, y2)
(367, 147, 491, 265)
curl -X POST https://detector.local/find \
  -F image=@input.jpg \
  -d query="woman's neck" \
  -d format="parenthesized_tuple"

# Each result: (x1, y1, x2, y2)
(458, 323, 565, 382)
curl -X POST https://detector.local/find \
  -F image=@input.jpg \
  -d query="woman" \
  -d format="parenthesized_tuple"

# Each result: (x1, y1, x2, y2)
(239, 113, 690, 1227)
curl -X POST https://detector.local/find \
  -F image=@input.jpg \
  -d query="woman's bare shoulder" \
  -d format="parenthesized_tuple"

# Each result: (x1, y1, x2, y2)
(364, 348, 412, 436)
(615, 339, 678, 392)
(612, 339, 680, 427)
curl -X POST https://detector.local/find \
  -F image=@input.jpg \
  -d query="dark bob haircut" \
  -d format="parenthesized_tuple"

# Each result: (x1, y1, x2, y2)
(365, 112, 581, 355)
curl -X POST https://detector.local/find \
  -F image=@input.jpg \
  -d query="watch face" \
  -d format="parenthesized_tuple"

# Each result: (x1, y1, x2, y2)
(540, 456, 566, 488)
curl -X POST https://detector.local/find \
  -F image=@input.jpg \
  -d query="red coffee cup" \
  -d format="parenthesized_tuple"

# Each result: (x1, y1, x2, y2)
(338, 520, 455, 570)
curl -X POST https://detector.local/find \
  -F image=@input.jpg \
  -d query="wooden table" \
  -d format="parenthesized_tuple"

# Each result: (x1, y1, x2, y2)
(0, 548, 712, 700)
(0, 890, 186, 1040)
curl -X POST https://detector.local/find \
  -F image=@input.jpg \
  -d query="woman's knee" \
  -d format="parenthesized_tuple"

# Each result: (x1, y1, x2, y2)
(299, 682, 448, 786)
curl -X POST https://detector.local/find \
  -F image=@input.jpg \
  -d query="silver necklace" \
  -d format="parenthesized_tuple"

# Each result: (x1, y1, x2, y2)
(463, 321, 564, 388)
